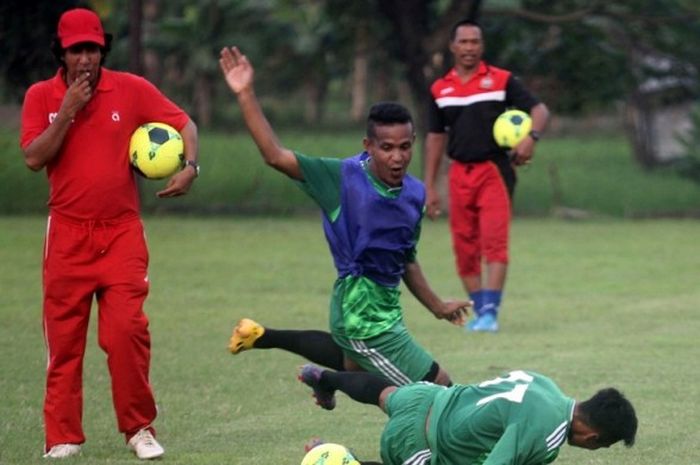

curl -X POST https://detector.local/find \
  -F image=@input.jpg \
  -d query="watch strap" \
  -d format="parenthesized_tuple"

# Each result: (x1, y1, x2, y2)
(184, 160, 200, 176)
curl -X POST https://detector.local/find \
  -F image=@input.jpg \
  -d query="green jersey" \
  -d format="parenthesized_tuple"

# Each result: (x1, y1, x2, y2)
(427, 370, 575, 465)
(294, 152, 421, 339)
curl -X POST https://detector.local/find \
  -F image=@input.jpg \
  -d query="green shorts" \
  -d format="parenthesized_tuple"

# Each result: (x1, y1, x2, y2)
(332, 321, 435, 384)
(380, 383, 440, 465)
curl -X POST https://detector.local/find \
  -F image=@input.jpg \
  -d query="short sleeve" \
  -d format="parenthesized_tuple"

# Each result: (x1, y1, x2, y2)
(20, 84, 49, 149)
(427, 95, 446, 133)
(294, 152, 343, 219)
(504, 76, 540, 113)
(133, 76, 189, 131)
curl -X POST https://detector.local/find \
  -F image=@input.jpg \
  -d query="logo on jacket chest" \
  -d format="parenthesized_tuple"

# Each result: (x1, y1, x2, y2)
(479, 76, 494, 89)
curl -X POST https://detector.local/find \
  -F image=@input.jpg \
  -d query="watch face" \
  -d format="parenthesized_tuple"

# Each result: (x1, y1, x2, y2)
(185, 161, 199, 175)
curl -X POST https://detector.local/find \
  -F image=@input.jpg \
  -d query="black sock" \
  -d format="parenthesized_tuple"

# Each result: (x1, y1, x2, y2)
(320, 370, 394, 406)
(254, 328, 345, 371)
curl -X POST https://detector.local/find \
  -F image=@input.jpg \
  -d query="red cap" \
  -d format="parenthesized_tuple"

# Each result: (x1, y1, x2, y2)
(58, 8, 105, 48)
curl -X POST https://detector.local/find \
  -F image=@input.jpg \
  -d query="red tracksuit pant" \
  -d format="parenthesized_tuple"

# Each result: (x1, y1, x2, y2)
(42, 213, 156, 450)
(448, 161, 511, 277)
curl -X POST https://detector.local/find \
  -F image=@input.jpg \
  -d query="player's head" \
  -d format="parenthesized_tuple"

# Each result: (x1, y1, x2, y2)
(450, 19, 481, 42)
(363, 102, 415, 187)
(570, 388, 638, 450)
(366, 102, 414, 140)
(51, 8, 113, 69)
(449, 20, 483, 71)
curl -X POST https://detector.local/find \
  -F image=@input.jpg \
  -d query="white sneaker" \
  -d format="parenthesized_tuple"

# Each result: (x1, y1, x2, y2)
(128, 429, 164, 460)
(43, 444, 81, 458)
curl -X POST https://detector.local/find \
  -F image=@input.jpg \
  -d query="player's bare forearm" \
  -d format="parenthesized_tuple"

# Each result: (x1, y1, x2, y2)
(423, 132, 446, 190)
(156, 119, 199, 198)
(23, 72, 94, 171)
(180, 119, 199, 166)
(423, 132, 446, 219)
(235, 89, 301, 179)
(402, 262, 468, 325)
(22, 115, 73, 171)
(403, 261, 440, 308)
(219, 46, 302, 180)
(513, 103, 550, 166)
(530, 102, 550, 133)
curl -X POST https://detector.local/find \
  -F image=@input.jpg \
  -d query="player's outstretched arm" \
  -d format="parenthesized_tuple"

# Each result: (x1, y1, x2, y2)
(402, 261, 470, 326)
(219, 46, 302, 180)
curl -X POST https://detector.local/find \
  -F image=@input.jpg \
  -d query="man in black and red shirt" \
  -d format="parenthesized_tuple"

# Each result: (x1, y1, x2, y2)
(424, 20, 549, 332)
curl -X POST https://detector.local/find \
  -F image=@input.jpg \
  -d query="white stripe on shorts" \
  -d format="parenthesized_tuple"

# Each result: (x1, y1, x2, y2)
(403, 449, 431, 465)
(349, 339, 412, 385)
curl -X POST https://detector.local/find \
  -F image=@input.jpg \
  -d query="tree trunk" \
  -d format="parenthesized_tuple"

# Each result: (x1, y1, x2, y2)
(304, 74, 328, 125)
(375, 0, 479, 138)
(350, 27, 369, 123)
(374, 0, 478, 205)
(128, 0, 143, 76)
(194, 74, 212, 128)
(142, 0, 161, 86)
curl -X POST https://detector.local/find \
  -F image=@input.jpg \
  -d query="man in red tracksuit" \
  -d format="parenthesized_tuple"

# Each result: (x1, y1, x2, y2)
(424, 20, 549, 332)
(20, 8, 199, 460)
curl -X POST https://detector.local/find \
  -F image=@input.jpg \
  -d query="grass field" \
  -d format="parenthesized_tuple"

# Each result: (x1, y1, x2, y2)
(0, 215, 698, 464)
(2, 128, 700, 217)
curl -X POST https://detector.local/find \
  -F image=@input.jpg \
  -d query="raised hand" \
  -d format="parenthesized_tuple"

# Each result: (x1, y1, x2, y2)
(219, 46, 254, 95)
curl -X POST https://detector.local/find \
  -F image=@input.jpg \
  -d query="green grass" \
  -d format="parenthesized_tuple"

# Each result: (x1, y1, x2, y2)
(512, 136, 700, 217)
(1, 216, 699, 464)
(2, 128, 699, 216)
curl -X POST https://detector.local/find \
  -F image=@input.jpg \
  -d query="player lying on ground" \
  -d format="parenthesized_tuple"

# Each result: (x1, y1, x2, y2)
(298, 364, 637, 465)
(219, 46, 469, 388)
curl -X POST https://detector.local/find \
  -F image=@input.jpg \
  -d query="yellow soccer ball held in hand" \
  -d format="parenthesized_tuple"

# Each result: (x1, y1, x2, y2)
(492, 109, 532, 148)
(129, 122, 184, 179)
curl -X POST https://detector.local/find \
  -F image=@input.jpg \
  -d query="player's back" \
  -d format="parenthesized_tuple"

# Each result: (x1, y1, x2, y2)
(428, 370, 575, 465)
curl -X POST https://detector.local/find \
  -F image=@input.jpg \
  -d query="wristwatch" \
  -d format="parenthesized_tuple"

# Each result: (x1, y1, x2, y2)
(528, 130, 541, 142)
(184, 160, 200, 177)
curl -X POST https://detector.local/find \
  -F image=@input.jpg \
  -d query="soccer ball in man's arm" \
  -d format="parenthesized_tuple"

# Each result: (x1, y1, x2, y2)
(492, 109, 532, 148)
(129, 122, 184, 179)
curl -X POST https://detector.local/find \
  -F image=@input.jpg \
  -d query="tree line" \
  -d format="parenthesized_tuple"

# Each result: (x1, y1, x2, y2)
(1, 0, 698, 167)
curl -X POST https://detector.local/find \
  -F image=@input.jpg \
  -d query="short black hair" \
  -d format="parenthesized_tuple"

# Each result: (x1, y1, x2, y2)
(366, 102, 414, 139)
(579, 388, 638, 447)
(50, 33, 113, 68)
(450, 19, 481, 41)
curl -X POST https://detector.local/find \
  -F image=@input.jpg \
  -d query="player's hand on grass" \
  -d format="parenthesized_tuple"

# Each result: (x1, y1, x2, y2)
(219, 46, 254, 95)
(435, 300, 471, 326)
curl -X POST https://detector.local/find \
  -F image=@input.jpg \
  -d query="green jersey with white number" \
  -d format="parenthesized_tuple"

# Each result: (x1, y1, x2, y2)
(427, 371, 575, 465)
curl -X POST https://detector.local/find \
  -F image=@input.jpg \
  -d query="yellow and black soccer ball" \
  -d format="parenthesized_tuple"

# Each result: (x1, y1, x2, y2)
(300, 443, 360, 465)
(492, 109, 532, 148)
(129, 122, 184, 179)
